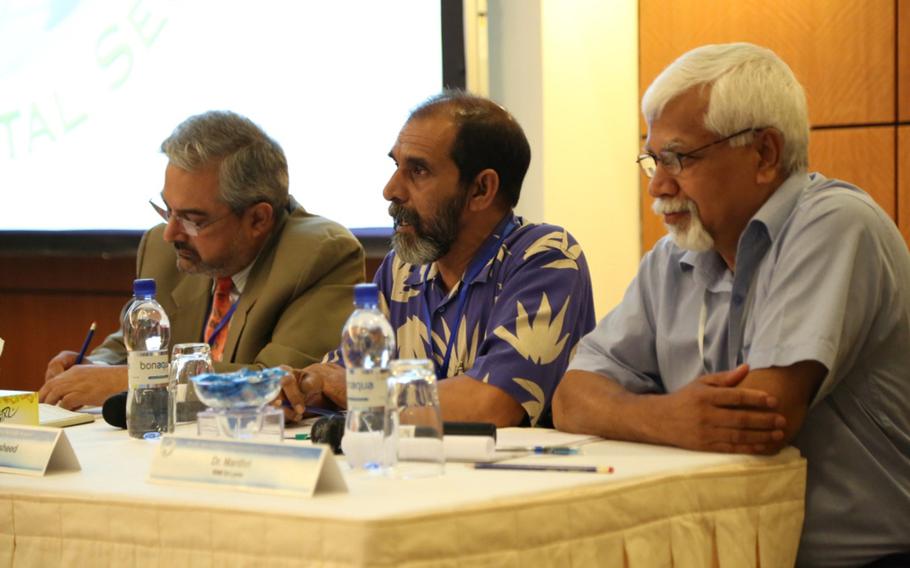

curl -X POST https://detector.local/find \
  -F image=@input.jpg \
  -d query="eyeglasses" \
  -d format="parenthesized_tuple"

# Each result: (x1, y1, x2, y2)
(148, 199, 233, 236)
(636, 127, 760, 178)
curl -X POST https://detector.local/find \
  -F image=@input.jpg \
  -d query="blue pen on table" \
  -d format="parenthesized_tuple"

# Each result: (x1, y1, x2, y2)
(474, 463, 613, 474)
(74, 322, 96, 364)
(497, 446, 580, 455)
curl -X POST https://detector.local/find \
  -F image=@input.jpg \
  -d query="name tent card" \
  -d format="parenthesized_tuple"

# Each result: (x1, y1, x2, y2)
(149, 435, 348, 497)
(0, 424, 82, 476)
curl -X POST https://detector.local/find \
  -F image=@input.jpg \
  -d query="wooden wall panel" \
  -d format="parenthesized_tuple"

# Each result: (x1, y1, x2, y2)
(0, 257, 135, 293)
(900, 0, 910, 121)
(808, 127, 897, 218)
(0, 293, 128, 393)
(899, 127, 910, 243)
(639, 0, 895, 126)
(0, 256, 134, 393)
(0, 253, 386, 394)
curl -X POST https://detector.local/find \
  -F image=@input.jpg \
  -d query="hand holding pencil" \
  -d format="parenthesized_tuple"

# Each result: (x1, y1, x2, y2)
(74, 322, 97, 365)
(43, 321, 97, 383)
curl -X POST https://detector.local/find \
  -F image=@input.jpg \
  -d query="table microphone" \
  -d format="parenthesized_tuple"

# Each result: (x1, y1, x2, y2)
(310, 415, 345, 454)
(102, 391, 128, 429)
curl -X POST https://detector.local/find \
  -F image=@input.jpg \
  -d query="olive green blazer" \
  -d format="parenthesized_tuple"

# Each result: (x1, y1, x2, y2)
(91, 202, 364, 371)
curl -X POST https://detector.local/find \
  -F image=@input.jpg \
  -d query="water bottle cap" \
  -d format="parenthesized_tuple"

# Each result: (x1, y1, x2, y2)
(133, 278, 156, 297)
(353, 283, 379, 308)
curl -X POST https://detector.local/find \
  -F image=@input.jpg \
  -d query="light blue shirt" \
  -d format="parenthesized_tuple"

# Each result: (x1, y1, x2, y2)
(570, 172, 910, 567)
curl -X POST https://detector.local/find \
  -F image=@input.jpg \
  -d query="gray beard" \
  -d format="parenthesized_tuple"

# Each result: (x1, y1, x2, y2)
(389, 188, 466, 265)
(391, 232, 447, 265)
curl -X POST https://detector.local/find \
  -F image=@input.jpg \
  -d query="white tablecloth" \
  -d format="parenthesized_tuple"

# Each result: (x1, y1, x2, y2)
(0, 421, 806, 567)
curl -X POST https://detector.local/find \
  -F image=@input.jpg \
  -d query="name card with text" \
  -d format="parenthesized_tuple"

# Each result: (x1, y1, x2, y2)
(0, 424, 81, 476)
(149, 436, 348, 497)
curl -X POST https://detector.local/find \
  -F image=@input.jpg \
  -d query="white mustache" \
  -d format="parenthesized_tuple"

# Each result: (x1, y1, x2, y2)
(652, 197, 694, 216)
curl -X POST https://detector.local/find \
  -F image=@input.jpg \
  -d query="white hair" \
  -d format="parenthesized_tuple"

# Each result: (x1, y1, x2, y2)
(642, 43, 809, 175)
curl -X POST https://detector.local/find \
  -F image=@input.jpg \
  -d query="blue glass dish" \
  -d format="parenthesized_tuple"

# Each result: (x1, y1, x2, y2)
(190, 367, 287, 410)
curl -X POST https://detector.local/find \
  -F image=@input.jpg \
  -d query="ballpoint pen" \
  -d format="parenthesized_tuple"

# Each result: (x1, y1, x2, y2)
(497, 446, 580, 455)
(74, 322, 96, 364)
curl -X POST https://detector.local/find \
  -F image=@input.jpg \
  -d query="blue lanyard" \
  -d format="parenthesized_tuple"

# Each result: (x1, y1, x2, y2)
(206, 301, 239, 346)
(421, 215, 519, 378)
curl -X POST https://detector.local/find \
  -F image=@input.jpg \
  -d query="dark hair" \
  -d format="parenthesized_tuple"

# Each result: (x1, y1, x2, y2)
(408, 90, 531, 207)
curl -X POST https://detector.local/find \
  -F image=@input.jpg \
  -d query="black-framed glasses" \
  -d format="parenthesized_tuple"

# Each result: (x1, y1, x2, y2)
(636, 127, 760, 178)
(148, 199, 233, 236)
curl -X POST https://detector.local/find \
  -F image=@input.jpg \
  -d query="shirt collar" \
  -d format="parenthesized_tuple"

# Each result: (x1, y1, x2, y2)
(230, 261, 254, 294)
(211, 260, 254, 298)
(679, 249, 730, 291)
(746, 171, 808, 243)
(469, 212, 519, 285)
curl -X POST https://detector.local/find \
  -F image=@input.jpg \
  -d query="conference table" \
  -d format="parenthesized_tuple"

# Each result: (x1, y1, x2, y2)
(0, 420, 806, 567)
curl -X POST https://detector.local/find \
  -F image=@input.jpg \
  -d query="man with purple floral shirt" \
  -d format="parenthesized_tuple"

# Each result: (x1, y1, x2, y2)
(280, 91, 595, 427)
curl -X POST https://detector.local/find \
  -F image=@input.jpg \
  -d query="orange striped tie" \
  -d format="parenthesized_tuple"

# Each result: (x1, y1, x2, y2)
(205, 277, 234, 362)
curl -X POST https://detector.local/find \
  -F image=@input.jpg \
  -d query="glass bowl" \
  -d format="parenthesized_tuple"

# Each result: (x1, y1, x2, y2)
(190, 367, 287, 410)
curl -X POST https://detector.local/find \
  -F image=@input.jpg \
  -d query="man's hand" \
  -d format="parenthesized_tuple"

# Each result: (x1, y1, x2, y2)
(554, 364, 790, 455)
(652, 364, 787, 454)
(45, 350, 80, 382)
(276, 363, 346, 422)
(39, 364, 127, 410)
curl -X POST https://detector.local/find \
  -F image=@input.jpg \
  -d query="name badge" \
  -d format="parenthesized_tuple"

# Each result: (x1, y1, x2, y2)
(0, 424, 81, 476)
(149, 435, 348, 497)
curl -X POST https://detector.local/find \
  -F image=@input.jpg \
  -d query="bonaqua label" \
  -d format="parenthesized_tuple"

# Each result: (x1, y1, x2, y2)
(128, 351, 170, 387)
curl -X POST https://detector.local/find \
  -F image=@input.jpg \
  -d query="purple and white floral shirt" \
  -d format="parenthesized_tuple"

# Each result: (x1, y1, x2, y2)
(328, 213, 595, 426)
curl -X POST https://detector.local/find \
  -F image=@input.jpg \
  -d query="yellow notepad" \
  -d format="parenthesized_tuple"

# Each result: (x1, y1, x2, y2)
(38, 404, 96, 428)
(0, 390, 38, 425)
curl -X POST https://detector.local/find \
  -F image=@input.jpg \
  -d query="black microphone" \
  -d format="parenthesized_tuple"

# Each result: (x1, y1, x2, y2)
(310, 415, 345, 454)
(102, 391, 128, 429)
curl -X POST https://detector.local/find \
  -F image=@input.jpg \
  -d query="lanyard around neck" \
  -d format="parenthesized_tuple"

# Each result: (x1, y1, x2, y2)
(207, 300, 239, 346)
(422, 216, 519, 378)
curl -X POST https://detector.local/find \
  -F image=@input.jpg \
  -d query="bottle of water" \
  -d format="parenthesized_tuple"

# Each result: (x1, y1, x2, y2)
(341, 283, 396, 471)
(123, 278, 172, 439)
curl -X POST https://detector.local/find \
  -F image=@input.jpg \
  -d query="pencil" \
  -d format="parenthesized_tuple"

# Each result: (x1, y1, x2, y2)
(74, 322, 96, 364)
(473, 463, 613, 474)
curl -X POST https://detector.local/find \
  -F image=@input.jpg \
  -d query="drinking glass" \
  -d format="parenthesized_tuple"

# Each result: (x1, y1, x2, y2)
(387, 359, 445, 478)
(169, 342, 213, 423)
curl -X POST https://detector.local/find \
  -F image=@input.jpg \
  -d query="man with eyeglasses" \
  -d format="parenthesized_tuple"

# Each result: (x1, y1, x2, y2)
(553, 43, 910, 567)
(40, 110, 364, 410)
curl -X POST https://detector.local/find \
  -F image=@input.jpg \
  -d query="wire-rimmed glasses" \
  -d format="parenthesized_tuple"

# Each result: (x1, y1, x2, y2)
(148, 199, 233, 236)
(636, 127, 760, 178)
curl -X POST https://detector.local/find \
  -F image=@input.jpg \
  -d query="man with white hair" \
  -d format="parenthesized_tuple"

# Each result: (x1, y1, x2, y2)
(553, 43, 910, 567)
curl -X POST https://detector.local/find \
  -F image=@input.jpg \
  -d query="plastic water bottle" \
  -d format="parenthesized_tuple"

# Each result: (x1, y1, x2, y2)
(123, 278, 172, 439)
(341, 283, 396, 471)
